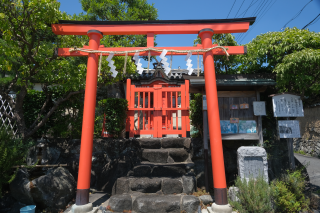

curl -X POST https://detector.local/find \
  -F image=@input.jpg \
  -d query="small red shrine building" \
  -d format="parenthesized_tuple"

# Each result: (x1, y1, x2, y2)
(125, 67, 190, 138)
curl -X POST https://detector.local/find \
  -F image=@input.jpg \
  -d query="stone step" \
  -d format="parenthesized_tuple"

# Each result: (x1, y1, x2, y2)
(129, 162, 195, 177)
(138, 138, 191, 149)
(112, 176, 196, 195)
(142, 148, 191, 163)
(105, 193, 202, 213)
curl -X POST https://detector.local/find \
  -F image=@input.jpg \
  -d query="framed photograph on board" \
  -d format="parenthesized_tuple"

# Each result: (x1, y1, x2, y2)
(230, 118, 239, 123)
(220, 120, 238, 134)
(230, 104, 239, 110)
(240, 103, 249, 109)
(239, 120, 257, 133)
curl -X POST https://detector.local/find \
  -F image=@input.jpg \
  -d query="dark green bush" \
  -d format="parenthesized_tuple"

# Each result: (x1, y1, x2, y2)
(0, 127, 35, 196)
(98, 98, 128, 138)
(271, 169, 309, 212)
(229, 175, 273, 213)
(23, 89, 84, 139)
(189, 93, 203, 138)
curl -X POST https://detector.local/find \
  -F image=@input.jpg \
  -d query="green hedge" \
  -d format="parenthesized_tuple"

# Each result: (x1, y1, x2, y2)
(189, 93, 203, 138)
(23, 90, 83, 139)
(98, 98, 128, 138)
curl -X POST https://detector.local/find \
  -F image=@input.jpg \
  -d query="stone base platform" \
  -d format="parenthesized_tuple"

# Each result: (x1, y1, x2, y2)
(101, 193, 205, 213)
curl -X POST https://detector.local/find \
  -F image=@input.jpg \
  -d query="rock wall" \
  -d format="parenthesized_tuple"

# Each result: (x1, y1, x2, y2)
(293, 106, 320, 157)
(26, 138, 141, 193)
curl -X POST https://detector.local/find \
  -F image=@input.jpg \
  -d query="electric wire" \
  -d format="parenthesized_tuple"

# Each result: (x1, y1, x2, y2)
(238, 0, 277, 44)
(242, 0, 255, 17)
(236, 0, 273, 42)
(281, 0, 313, 30)
(235, 0, 269, 42)
(227, 0, 237, 18)
(234, 0, 246, 18)
(302, 13, 320, 29)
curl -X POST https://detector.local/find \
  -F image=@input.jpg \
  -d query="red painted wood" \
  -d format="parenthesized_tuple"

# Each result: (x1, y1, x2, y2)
(147, 33, 154, 47)
(52, 22, 250, 35)
(200, 30, 227, 191)
(123, 79, 190, 138)
(77, 31, 102, 193)
(56, 45, 246, 57)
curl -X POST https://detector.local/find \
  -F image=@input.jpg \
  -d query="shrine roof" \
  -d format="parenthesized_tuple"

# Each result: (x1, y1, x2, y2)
(188, 74, 276, 92)
(57, 17, 256, 25)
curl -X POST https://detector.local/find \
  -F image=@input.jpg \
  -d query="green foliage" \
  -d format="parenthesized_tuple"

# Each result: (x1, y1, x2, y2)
(0, 127, 35, 196)
(194, 33, 239, 74)
(229, 175, 273, 213)
(80, 0, 158, 48)
(0, 0, 157, 139)
(23, 89, 84, 139)
(98, 98, 128, 138)
(189, 93, 203, 138)
(237, 28, 320, 105)
(294, 150, 307, 155)
(271, 169, 309, 213)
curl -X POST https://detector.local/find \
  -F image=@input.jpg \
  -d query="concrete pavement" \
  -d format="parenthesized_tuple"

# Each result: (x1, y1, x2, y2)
(295, 153, 320, 192)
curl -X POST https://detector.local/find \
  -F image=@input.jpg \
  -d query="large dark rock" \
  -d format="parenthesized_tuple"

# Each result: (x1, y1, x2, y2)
(162, 178, 183, 194)
(161, 138, 185, 148)
(139, 138, 161, 149)
(7, 202, 27, 213)
(112, 177, 130, 195)
(131, 178, 162, 193)
(108, 194, 132, 212)
(133, 165, 152, 177)
(0, 194, 19, 213)
(142, 149, 168, 163)
(153, 166, 186, 177)
(168, 148, 189, 162)
(30, 167, 76, 211)
(182, 176, 196, 194)
(9, 169, 34, 205)
(181, 195, 200, 213)
(133, 195, 180, 213)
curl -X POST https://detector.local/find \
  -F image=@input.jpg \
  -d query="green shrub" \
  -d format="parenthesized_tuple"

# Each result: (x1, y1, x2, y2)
(229, 175, 273, 213)
(0, 127, 35, 196)
(189, 93, 203, 138)
(23, 89, 84, 139)
(271, 169, 309, 212)
(98, 98, 128, 138)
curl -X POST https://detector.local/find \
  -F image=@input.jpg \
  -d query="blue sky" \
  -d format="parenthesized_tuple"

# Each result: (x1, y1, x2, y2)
(58, 0, 320, 69)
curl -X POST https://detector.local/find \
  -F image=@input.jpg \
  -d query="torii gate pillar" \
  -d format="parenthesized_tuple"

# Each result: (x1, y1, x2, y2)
(199, 29, 229, 207)
(76, 30, 103, 205)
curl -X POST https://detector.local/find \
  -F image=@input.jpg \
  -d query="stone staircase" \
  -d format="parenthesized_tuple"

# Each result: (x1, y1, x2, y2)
(104, 138, 212, 213)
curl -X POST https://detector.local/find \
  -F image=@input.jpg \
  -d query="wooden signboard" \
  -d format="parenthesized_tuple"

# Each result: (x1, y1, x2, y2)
(272, 94, 304, 117)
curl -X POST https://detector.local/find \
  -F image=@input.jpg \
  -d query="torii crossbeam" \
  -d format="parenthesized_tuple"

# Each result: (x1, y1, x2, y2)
(52, 17, 255, 211)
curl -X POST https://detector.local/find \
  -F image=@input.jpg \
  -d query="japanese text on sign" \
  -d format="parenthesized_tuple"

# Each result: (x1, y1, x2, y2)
(272, 94, 304, 117)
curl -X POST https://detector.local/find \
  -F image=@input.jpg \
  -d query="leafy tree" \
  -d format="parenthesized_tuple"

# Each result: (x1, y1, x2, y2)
(0, 0, 158, 140)
(237, 28, 320, 105)
(194, 33, 239, 74)
(80, 0, 158, 48)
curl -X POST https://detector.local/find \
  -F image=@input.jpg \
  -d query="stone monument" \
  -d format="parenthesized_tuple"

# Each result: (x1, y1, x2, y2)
(237, 146, 268, 182)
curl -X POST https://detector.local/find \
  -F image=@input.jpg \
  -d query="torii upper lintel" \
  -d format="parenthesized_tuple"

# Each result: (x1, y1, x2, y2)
(52, 17, 255, 35)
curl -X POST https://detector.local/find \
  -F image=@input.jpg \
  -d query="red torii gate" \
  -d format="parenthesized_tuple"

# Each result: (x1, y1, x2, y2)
(52, 17, 255, 209)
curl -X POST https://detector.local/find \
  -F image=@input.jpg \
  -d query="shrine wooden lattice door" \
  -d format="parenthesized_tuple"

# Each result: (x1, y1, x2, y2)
(126, 78, 190, 138)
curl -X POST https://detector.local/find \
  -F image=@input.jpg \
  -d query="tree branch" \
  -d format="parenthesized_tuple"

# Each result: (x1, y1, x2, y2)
(25, 90, 85, 139)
